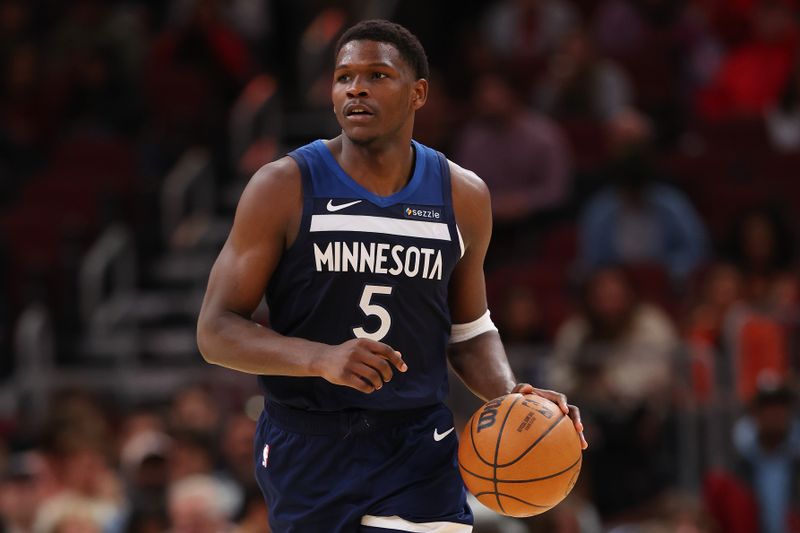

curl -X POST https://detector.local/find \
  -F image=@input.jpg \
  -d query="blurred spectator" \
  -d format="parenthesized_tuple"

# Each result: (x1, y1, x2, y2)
(591, 0, 648, 60)
(725, 308, 791, 404)
(167, 429, 216, 482)
(35, 425, 123, 533)
(168, 384, 221, 436)
(549, 268, 679, 521)
(495, 285, 551, 390)
(0, 452, 46, 533)
(49, 510, 104, 533)
(119, 429, 171, 518)
(765, 272, 800, 323)
(167, 475, 236, 533)
(723, 206, 797, 307)
(481, 0, 580, 72)
(733, 381, 800, 533)
(682, 0, 727, 91)
(167, 429, 243, 520)
(26, 392, 123, 533)
(579, 108, 708, 281)
(687, 263, 745, 346)
(550, 266, 679, 405)
(496, 286, 549, 344)
(534, 28, 633, 121)
(454, 72, 572, 259)
(695, 0, 799, 120)
(706, 381, 800, 533)
(220, 414, 258, 493)
(724, 272, 800, 407)
(684, 263, 745, 403)
(117, 409, 167, 451)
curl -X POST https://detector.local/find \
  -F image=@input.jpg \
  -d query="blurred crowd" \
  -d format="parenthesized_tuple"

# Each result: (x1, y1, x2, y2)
(1, 384, 268, 533)
(2, 0, 800, 532)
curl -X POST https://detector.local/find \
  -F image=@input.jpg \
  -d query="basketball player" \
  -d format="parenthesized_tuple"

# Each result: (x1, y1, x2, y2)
(197, 19, 587, 533)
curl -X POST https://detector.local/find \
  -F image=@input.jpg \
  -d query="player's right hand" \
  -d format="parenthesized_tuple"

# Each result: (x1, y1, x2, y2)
(316, 338, 407, 393)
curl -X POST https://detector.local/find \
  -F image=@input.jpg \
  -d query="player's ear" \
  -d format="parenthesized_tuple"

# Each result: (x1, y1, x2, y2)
(411, 78, 428, 111)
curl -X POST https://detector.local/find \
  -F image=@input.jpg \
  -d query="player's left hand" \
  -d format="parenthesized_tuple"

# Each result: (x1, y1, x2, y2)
(512, 383, 588, 450)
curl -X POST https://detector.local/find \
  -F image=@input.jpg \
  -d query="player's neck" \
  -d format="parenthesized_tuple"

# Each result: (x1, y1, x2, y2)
(334, 134, 416, 197)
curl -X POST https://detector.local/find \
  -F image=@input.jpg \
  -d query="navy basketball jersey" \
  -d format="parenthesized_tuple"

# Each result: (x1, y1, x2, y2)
(260, 139, 463, 411)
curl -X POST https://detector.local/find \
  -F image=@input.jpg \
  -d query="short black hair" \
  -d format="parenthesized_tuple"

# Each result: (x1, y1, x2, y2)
(753, 381, 795, 409)
(335, 19, 429, 80)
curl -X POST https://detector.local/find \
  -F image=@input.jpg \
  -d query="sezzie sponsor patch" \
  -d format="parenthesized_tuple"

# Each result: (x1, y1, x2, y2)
(403, 205, 442, 221)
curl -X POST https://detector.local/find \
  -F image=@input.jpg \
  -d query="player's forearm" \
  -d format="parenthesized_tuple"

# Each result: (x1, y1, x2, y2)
(446, 331, 517, 402)
(197, 310, 327, 376)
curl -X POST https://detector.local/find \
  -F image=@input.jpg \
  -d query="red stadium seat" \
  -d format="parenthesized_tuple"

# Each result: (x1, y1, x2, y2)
(734, 315, 790, 403)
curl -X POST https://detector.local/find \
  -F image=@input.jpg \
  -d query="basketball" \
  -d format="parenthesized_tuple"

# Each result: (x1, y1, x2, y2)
(458, 393, 582, 517)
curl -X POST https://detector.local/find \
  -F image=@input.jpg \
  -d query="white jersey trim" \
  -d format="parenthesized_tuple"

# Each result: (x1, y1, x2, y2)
(310, 214, 451, 241)
(456, 225, 465, 259)
(360, 515, 472, 532)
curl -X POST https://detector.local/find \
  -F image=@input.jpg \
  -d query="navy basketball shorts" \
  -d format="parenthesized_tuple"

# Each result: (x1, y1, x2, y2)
(253, 401, 474, 532)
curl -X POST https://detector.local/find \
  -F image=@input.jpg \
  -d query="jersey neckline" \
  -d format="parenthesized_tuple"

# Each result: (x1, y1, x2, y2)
(313, 139, 426, 207)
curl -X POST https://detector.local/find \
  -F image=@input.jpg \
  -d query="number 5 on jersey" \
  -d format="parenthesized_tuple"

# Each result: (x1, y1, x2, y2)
(353, 285, 393, 341)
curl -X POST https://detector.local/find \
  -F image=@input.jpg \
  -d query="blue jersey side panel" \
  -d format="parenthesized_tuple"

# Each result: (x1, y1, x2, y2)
(260, 140, 462, 411)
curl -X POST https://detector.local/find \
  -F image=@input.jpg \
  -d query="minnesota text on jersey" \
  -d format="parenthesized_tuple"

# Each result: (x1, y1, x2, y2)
(313, 241, 444, 280)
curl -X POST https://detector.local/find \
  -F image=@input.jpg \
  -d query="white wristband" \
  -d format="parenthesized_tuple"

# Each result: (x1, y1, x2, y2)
(449, 309, 498, 344)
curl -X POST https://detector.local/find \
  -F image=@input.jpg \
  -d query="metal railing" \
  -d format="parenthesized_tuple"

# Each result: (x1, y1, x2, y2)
(78, 224, 137, 325)
(161, 148, 214, 247)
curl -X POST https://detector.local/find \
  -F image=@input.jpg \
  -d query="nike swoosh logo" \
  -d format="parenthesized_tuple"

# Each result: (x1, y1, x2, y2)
(327, 199, 362, 212)
(433, 427, 454, 442)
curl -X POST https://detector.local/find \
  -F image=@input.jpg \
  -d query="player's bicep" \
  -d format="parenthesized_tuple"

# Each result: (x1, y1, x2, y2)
(448, 163, 493, 324)
(448, 238, 489, 324)
(203, 234, 277, 318)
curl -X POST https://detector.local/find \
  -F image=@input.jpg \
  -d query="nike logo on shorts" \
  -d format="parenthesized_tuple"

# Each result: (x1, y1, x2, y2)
(327, 199, 362, 212)
(433, 427, 454, 441)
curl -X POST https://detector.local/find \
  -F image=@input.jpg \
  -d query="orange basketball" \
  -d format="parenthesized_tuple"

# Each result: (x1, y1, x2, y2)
(458, 393, 582, 517)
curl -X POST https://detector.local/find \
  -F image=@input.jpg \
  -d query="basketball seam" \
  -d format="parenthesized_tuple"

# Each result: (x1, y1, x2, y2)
(472, 491, 550, 508)
(458, 455, 582, 484)
(494, 491, 554, 508)
(493, 394, 522, 515)
(497, 413, 568, 468)
(469, 402, 497, 468)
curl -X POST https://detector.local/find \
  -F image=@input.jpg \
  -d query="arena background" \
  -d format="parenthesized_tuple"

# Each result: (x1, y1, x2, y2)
(1, 0, 799, 532)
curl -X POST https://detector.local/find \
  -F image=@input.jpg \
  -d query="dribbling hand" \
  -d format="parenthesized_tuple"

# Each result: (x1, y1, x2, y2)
(512, 383, 588, 450)
(317, 338, 408, 393)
